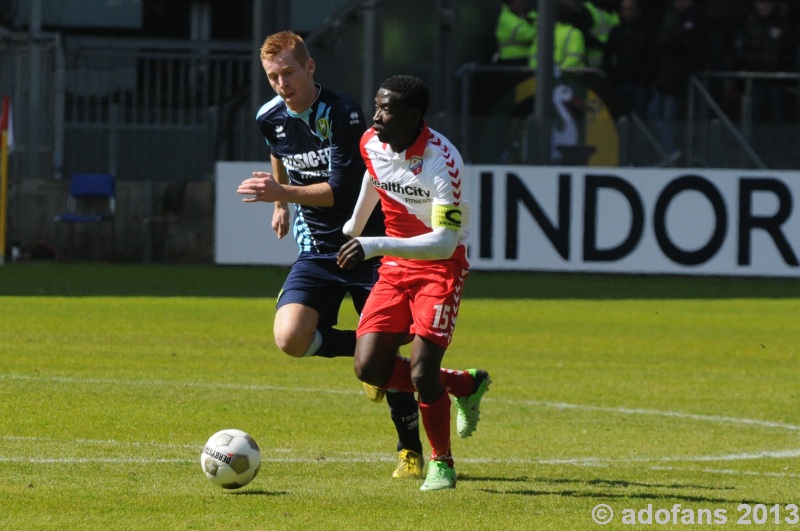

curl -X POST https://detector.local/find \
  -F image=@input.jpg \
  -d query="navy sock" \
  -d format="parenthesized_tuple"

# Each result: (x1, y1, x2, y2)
(313, 328, 356, 358)
(386, 391, 423, 454)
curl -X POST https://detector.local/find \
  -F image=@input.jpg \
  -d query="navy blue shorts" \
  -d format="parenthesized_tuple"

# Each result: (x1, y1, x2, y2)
(277, 252, 380, 328)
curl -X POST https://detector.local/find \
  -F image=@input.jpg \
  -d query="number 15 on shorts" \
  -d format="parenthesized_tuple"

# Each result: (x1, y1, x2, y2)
(433, 303, 453, 330)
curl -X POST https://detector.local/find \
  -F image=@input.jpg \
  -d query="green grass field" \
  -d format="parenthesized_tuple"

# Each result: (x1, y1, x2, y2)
(2, 263, 800, 530)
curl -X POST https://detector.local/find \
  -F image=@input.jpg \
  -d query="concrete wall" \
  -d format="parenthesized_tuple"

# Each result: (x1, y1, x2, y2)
(5, 178, 215, 263)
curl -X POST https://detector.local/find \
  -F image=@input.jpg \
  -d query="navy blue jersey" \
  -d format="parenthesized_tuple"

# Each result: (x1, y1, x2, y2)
(257, 85, 382, 255)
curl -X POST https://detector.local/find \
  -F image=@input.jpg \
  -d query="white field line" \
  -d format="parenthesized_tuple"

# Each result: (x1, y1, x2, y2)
(2, 458, 798, 481)
(516, 399, 800, 432)
(3, 450, 800, 481)
(3, 434, 800, 473)
(0, 373, 357, 396)
(3, 436, 798, 466)
(3, 373, 800, 478)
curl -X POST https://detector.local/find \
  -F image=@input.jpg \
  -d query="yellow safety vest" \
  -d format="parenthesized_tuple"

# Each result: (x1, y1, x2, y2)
(529, 22, 586, 69)
(495, 5, 538, 62)
(582, 2, 620, 67)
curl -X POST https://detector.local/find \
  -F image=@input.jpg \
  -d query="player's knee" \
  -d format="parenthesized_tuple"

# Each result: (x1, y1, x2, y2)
(273, 306, 319, 358)
(354, 354, 386, 386)
(353, 355, 372, 382)
(353, 359, 366, 381)
(273, 329, 308, 358)
(410, 365, 440, 398)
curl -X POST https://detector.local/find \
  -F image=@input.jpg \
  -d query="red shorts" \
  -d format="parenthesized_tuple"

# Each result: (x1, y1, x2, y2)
(357, 260, 469, 349)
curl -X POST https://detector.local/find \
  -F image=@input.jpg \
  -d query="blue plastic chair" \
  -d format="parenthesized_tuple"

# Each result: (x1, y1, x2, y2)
(53, 173, 116, 260)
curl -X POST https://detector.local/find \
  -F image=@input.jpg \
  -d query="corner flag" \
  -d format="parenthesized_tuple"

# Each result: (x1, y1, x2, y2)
(0, 96, 11, 265)
(1, 96, 14, 153)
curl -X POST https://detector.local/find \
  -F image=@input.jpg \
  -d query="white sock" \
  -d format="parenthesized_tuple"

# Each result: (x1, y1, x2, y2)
(302, 330, 322, 357)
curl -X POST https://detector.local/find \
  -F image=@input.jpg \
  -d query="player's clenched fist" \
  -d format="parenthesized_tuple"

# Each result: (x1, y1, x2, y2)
(337, 239, 365, 270)
(237, 172, 284, 203)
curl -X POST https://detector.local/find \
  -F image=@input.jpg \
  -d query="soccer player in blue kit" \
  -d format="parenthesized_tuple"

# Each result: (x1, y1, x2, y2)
(236, 31, 432, 478)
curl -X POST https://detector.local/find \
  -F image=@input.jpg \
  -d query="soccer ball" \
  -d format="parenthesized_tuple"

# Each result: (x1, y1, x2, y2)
(200, 428, 261, 489)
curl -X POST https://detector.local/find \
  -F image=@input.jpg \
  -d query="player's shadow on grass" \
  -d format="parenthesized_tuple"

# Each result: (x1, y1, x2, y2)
(230, 488, 289, 497)
(459, 475, 732, 492)
(485, 488, 778, 506)
(469, 476, 782, 506)
(554, 477, 734, 491)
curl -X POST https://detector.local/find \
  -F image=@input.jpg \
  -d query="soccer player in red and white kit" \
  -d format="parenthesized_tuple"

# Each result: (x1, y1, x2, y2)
(338, 75, 491, 491)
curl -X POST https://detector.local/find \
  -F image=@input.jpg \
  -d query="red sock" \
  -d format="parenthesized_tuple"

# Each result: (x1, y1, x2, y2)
(383, 358, 474, 397)
(440, 368, 474, 397)
(419, 392, 453, 466)
(383, 356, 415, 392)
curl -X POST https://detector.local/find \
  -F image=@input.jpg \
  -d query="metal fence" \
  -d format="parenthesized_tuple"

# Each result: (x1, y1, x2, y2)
(1, 32, 256, 181)
(689, 71, 800, 170)
(60, 36, 255, 181)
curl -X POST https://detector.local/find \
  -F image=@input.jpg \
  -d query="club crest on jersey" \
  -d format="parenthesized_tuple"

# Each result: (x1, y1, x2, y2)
(316, 118, 330, 140)
(409, 156, 423, 175)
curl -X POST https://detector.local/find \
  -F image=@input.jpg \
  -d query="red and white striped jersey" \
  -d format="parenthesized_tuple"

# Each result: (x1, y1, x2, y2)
(359, 123, 469, 268)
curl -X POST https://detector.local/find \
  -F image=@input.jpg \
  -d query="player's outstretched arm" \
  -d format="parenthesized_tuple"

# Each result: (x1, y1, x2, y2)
(237, 172, 335, 207)
(342, 171, 379, 238)
(356, 226, 459, 261)
(354, 200, 464, 261)
(237, 172, 283, 202)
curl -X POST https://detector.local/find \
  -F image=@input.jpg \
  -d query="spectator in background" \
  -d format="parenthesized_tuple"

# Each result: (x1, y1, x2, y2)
(603, 0, 656, 117)
(786, 0, 800, 67)
(787, 0, 800, 71)
(702, 0, 751, 72)
(735, 0, 797, 166)
(735, 0, 797, 122)
(646, 0, 707, 160)
(530, 0, 587, 69)
(494, 0, 539, 65)
(701, 0, 752, 106)
(576, 0, 621, 67)
(638, 0, 668, 29)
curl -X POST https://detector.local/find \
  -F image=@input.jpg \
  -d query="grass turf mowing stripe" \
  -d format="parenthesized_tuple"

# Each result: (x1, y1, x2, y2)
(4, 372, 800, 433)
